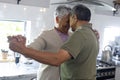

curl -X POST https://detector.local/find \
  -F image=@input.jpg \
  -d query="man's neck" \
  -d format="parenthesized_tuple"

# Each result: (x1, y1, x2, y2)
(76, 21, 89, 28)
(55, 27, 68, 34)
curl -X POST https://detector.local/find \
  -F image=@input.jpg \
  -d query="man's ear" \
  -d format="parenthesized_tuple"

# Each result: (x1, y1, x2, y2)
(56, 16, 59, 24)
(74, 15, 78, 22)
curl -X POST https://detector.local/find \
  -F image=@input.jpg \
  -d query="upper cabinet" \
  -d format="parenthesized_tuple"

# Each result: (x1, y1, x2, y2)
(0, 0, 50, 8)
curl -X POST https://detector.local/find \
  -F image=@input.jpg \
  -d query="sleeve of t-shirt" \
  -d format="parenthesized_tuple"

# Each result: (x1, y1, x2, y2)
(61, 30, 85, 59)
(27, 31, 46, 51)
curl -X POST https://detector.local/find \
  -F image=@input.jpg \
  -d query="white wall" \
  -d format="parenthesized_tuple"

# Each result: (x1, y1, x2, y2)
(91, 14, 120, 54)
(0, 2, 55, 41)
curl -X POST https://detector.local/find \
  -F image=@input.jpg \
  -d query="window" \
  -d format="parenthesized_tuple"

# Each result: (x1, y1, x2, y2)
(103, 27, 120, 49)
(0, 20, 30, 60)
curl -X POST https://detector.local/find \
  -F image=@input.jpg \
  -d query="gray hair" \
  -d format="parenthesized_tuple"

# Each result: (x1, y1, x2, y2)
(55, 5, 71, 18)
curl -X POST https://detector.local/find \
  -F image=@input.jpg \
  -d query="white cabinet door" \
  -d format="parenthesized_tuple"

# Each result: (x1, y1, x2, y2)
(0, 0, 50, 7)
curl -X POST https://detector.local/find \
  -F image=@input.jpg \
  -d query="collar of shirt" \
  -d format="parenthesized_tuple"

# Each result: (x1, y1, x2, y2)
(76, 23, 92, 31)
(54, 27, 69, 42)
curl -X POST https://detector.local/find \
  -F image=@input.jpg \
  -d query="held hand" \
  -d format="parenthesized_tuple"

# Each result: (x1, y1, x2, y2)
(7, 36, 18, 43)
(15, 35, 26, 45)
(9, 39, 26, 53)
(7, 35, 26, 45)
(92, 29, 100, 40)
(7, 35, 26, 53)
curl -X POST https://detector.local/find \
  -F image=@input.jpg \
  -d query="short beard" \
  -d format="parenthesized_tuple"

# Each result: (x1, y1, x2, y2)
(72, 28, 75, 32)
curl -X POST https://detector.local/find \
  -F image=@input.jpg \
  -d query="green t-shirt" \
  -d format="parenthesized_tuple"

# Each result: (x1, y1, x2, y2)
(61, 24, 99, 80)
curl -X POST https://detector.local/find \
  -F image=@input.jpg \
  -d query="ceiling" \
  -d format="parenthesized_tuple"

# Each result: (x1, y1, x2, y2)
(0, 0, 117, 12)
(0, 0, 119, 16)
(50, 0, 114, 6)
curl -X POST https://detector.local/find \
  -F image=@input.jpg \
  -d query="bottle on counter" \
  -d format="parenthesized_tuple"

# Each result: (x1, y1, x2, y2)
(14, 52, 21, 64)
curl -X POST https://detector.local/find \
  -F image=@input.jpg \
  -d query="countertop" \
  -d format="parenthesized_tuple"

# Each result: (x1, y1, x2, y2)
(0, 59, 39, 80)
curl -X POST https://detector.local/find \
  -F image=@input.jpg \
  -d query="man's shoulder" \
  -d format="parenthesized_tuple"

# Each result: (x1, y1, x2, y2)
(40, 29, 57, 37)
(43, 29, 55, 33)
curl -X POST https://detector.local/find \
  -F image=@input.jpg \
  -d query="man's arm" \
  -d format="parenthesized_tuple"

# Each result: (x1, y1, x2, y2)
(22, 47, 71, 66)
(8, 37, 71, 66)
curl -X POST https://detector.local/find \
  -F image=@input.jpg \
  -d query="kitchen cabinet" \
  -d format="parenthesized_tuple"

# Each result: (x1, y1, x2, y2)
(0, 0, 50, 7)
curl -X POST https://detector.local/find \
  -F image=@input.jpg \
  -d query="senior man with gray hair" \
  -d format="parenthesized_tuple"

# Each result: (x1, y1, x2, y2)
(27, 5, 71, 80)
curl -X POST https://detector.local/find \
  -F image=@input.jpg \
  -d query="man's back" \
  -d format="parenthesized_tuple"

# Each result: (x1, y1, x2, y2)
(61, 24, 99, 80)
(28, 29, 71, 80)
(28, 29, 62, 80)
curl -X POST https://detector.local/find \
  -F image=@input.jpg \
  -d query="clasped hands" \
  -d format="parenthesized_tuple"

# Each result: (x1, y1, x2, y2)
(7, 35, 26, 53)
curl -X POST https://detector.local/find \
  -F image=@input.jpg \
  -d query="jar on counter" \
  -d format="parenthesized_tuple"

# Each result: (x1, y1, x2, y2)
(1, 49, 8, 59)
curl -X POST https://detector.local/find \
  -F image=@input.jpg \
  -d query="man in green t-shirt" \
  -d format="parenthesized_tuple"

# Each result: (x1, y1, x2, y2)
(8, 4, 99, 80)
